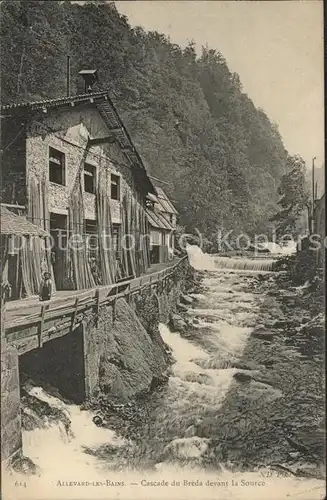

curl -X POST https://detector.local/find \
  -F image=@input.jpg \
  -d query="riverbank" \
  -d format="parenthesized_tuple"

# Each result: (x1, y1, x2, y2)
(4, 251, 324, 500)
(205, 270, 325, 478)
(82, 264, 324, 480)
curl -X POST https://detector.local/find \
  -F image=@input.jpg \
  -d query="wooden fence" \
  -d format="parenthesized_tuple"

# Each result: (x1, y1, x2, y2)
(4, 256, 188, 354)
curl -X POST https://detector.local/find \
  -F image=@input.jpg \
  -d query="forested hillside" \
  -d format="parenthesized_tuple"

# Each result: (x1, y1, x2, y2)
(1, 0, 291, 240)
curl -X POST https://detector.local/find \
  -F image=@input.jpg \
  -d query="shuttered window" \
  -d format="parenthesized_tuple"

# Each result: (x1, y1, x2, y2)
(49, 147, 65, 185)
(111, 174, 120, 200)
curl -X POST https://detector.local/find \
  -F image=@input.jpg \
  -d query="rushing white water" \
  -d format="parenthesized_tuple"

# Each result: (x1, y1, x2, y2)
(23, 387, 127, 469)
(260, 241, 297, 255)
(2, 245, 324, 500)
(186, 245, 275, 272)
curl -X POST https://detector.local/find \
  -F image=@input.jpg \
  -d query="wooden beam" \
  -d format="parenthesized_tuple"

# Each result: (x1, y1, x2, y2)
(95, 288, 100, 327)
(126, 283, 131, 304)
(1, 203, 26, 210)
(148, 175, 171, 186)
(112, 298, 117, 325)
(38, 303, 49, 348)
(108, 127, 123, 133)
(88, 135, 116, 146)
(70, 297, 79, 332)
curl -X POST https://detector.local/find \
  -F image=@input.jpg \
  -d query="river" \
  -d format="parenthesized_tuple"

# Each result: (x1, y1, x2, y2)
(3, 246, 325, 500)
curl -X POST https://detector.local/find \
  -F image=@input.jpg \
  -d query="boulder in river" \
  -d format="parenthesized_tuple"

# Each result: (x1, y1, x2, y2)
(251, 329, 274, 341)
(163, 436, 210, 461)
(184, 424, 197, 438)
(271, 319, 293, 329)
(262, 360, 274, 368)
(180, 294, 194, 305)
(299, 313, 325, 336)
(233, 372, 252, 383)
(232, 360, 260, 371)
(12, 455, 39, 476)
(169, 313, 187, 332)
(93, 415, 103, 426)
(150, 372, 169, 391)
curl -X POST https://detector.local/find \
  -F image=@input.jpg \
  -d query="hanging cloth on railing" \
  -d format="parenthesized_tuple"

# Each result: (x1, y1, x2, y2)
(27, 173, 55, 293)
(68, 145, 95, 290)
(96, 167, 117, 285)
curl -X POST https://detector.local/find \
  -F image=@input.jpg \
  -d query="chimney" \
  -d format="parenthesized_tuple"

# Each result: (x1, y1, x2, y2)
(78, 69, 99, 94)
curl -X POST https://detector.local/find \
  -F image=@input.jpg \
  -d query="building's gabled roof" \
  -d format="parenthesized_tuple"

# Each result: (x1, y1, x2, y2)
(146, 192, 159, 203)
(1, 91, 155, 195)
(1, 206, 49, 237)
(1, 92, 107, 112)
(145, 208, 173, 231)
(154, 187, 178, 215)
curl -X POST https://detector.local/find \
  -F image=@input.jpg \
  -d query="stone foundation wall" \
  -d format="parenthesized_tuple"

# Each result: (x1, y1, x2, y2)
(82, 258, 192, 401)
(83, 297, 169, 402)
(1, 327, 22, 465)
(19, 325, 86, 404)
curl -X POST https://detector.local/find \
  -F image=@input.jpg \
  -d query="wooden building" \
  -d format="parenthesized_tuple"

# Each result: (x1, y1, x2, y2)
(1, 89, 155, 296)
(0, 206, 49, 301)
(145, 188, 178, 264)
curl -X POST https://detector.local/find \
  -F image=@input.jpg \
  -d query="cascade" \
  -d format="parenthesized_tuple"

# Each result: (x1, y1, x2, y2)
(186, 244, 274, 271)
(3, 244, 323, 500)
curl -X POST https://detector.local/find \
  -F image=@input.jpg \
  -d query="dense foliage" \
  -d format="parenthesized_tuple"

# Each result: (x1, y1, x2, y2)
(1, 0, 292, 239)
(271, 155, 309, 238)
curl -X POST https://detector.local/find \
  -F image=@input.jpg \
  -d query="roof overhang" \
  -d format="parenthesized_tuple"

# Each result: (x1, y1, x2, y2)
(145, 208, 174, 231)
(1, 92, 156, 195)
(1, 207, 50, 237)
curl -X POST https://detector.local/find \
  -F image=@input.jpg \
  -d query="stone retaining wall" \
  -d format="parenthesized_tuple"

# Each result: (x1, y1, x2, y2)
(1, 304, 22, 465)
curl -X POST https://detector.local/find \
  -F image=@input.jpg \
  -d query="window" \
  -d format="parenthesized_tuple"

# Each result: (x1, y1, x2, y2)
(49, 147, 65, 185)
(85, 219, 97, 234)
(112, 224, 121, 258)
(111, 174, 120, 200)
(84, 163, 96, 194)
(50, 213, 68, 249)
(85, 219, 97, 260)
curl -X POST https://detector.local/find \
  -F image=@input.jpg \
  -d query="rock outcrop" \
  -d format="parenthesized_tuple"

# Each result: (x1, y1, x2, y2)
(95, 299, 170, 401)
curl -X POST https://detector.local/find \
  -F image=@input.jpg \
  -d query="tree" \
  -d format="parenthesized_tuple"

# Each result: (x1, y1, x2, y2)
(0, 0, 290, 241)
(271, 155, 310, 238)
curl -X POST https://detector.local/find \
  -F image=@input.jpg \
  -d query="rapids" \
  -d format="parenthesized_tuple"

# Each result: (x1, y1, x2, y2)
(2, 246, 324, 500)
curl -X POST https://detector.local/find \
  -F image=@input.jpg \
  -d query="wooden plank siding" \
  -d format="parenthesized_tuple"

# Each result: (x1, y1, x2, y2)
(4, 256, 188, 355)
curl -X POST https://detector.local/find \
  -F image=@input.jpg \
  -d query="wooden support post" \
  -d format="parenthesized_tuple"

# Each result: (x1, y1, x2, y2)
(71, 297, 79, 333)
(112, 286, 118, 324)
(112, 298, 117, 325)
(38, 303, 49, 348)
(126, 284, 131, 304)
(95, 289, 100, 327)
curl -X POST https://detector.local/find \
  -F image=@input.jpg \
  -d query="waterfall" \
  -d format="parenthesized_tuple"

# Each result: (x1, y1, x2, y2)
(213, 256, 274, 271)
(186, 245, 274, 272)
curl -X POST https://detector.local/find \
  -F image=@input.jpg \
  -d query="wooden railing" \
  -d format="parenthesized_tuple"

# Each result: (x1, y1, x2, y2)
(4, 256, 188, 351)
